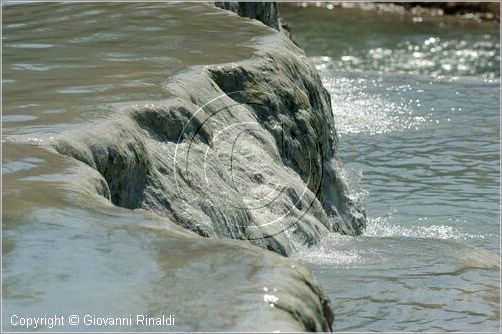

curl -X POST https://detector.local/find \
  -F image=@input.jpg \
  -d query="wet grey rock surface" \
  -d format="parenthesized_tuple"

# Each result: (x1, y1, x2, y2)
(3, 176, 334, 331)
(3, 2, 365, 331)
(52, 32, 366, 255)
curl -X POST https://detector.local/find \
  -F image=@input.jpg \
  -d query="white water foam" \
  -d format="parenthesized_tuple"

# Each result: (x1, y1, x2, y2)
(290, 232, 375, 266)
(292, 218, 494, 268)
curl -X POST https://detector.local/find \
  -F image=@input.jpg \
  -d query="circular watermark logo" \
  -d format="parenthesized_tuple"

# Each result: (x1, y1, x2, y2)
(172, 90, 324, 240)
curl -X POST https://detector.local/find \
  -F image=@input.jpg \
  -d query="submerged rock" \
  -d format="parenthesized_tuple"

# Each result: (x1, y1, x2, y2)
(2, 172, 334, 330)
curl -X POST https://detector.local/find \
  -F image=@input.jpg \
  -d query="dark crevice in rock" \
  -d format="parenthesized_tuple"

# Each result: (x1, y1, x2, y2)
(214, 1, 280, 30)
(213, 1, 296, 42)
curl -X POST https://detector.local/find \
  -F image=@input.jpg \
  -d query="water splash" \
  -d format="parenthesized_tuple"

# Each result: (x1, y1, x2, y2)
(291, 233, 371, 266)
(292, 218, 497, 268)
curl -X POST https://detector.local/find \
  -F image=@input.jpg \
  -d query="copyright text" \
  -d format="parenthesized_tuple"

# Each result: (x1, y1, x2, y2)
(10, 314, 176, 329)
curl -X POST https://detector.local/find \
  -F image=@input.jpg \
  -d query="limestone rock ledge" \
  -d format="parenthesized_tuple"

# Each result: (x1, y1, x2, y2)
(52, 18, 365, 257)
(42, 2, 367, 330)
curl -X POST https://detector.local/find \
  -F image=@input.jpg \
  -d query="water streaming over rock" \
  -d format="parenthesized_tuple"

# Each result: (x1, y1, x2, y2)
(2, 2, 368, 331)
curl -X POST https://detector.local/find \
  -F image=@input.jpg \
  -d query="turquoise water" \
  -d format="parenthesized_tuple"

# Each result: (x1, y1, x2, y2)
(281, 4, 500, 331)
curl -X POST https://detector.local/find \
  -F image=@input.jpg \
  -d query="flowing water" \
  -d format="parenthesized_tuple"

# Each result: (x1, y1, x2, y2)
(2, 2, 500, 332)
(3, 3, 311, 331)
(280, 4, 500, 331)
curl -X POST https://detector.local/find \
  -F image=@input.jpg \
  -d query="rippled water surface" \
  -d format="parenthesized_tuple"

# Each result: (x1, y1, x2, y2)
(3, 3, 263, 139)
(2, 2, 500, 332)
(280, 4, 500, 332)
(3, 3, 291, 331)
